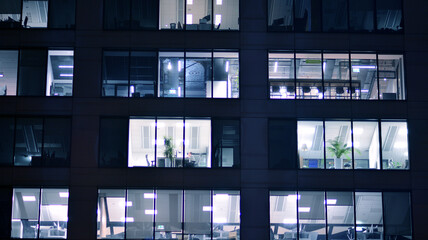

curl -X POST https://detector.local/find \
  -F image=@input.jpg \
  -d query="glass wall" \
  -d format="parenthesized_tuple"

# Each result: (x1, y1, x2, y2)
(294, 0, 322, 32)
(376, 0, 403, 32)
(351, 53, 378, 100)
(213, 0, 239, 30)
(269, 53, 295, 99)
(102, 51, 130, 97)
(212, 119, 240, 167)
(186, 0, 212, 30)
(97, 189, 240, 240)
(349, 0, 374, 32)
(130, 51, 157, 97)
(48, 0, 75, 28)
(46, 50, 74, 96)
(11, 188, 69, 239)
(18, 49, 47, 96)
(269, 119, 297, 169)
(323, 53, 350, 99)
(22, 0, 48, 28)
(295, 53, 322, 99)
(104, 0, 157, 30)
(0, 50, 18, 96)
(322, 0, 348, 32)
(0, 0, 21, 28)
(268, 0, 293, 31)
(271, 191, 411, 240)
(185, 51, 212, 97)
(159, 52, 185, 97)
(213, 52, 239, 98)
(99, 118, 129, 167)
(378, 55, 405, 100)
(159, 0, 185, 29)
(297, 120, 409, 170)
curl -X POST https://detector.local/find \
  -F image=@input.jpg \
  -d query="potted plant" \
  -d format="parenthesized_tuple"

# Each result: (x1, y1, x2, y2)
(164, 136, 175, 167)
(326, 136, 358, 169)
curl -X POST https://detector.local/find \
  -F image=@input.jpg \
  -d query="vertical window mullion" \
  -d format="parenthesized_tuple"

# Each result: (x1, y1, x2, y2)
(210, 190, 213, 240)
(182, 118, 186, 167)
(128, 50, 132, 97)
(211, 51, 214, 98)
(324, 191, 328, 240)
(153, 188, 157, 239)
(183, 51, 186, 98)
(37, 188, 43, 239)
(351, 120, 355, 169)
(293, 51, 297, 99)
(323, 120, 327, 169)
(124, 189, 128, 239)
(296, 190, 300, 240)
(381, 192, 386, 239)
(378, 120, 383, 170)
(376, 53, 380, 100)
(182, 189, 185, 239)
(352, 191, 357, 240)
(321, 51, 325, 99)
(41, 117, 46, 166)
(155, 117, 158, 167)
(348, 52, 353, 100)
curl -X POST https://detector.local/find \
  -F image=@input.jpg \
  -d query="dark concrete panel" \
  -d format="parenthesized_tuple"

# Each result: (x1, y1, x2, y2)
(67, 186, 98, 240)
(298, 170, 355, 189)
(241, 118, 268, 169)
(73, 47, 102, 98)
(75, 0, 103, 30)
(410, 189, 428, 239)
(240, 188, 269, 228)
(70, 115, 99, 168)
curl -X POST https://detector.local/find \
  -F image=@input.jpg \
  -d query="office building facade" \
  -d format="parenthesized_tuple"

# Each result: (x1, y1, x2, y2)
(0, 0, 427, 239)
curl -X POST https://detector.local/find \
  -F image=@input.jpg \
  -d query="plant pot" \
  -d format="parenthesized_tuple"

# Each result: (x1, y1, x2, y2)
(334, 157, 343, 169)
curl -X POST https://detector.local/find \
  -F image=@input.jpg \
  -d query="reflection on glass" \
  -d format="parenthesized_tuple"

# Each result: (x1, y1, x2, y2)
(159, 0, 185, 30)
(323, 54, 350, 99)
(184, 190, 211, 239)
(128, 118, 156, 167)
(185, 119, 211, 167)
(185, 52, 212, 98)
(294, 0, 321, 32)
(126, 189, 155, 239)
(213, 0, 239, 30)
(352, 121, 380, 169)
(39, 189, 68, 239)
(130, 51, 157, 98)
(326, 192, 354, 240)
(103, 0, 130, 29)
(213, 190, 240, 240)
(269, 53, 295, 99)
(213, 52, 239, 98)
(186, 0, 212, 30)
(0, 50, 18, 96)
(0, 0, 21, 28)
(97, 189, 126, 239)
(298, 191, 326, 240)
(156, 119, 184, 167)
(381, 121, 408, 169)
(22, 0, 48, 28)
(296, 53, 322, 99)
(268, 0, 293, 31)
(11, 188, 41, 239)
(378, 55, 405, 100)
(155, 190, 183, 239)
(325, 121, 352, 169)
(159, 52, 185, 97)
(270, 191, 298, 240)
(322, 0, 348, 32)
(14, 118, 43, 166)
(131, 0, 158, 30)
(355, 192, 383, 240)
(212, 119, 240, 168)
(376, 0, 402, 32)
(102, 51, 129, 97)
(349, 0, 374, 32)
(383, 192, 412, 240)
(46, 50, 74, 96)
(298, 121, 324, 169)
(351, 54, 378, 100)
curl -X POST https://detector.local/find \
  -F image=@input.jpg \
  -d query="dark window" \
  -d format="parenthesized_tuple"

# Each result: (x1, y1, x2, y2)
(131, 0, 158, 30)
(48, 0, 75, 28)
(212, 119, 240, 168)
(0, 188, 12, 239)
(130, 51, 157, 97)
(0, 117, 15, 166)
(322, 0, 348, 32)
(269, 119, 297, 169)
(102, 51, 130, 97)
(376, 0, 403, 32)
(294, 0, 321, 32)
(349, 0, 374, 32)
(18, 49, 47, 96)
(268, 0, 294, 31)
(104, 0, 157, 30)
(42, 118, 71, 167)
(99, 118, 128, 167)
(0, 0, 21, 28)
(104, 0, 130, 29)
(383, 192, 412, 239)
(14, 117, 44, 166)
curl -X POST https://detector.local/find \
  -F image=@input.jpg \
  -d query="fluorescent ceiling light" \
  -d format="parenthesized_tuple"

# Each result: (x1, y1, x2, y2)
(144, 193, 156, 199)
(325, 199, 337, 205)
(23, 196, 36, 202)
(352, 66, 376, 69)
(215, 14, 222, 26)
(145, 209, 157, 215)
(214, 194, 229, 201)
(274, 61, 278, 73)
(60, 74, 73, 77)
(323, 62, 326, 71)
(167, 62, 172, 70)
(203, 206, 212, 212)
(287, 194, 301, 200)
(299, 127, 315, 135)
(298, 207, 310, 212)
(121, 217, 134, 222)
(398, 128, 407, 136)
(213, 217, 227, 223)
(283, 218, 297, 224)
(187, 0, 193, 4)
(59, 192, 69, 198)
(216, 0, 222, 5)
(58, 65, 74, 69)
(353, 128, 364, 135)
(225, 61, 229, 72)
(0, 73, 3, 77)
(361, 89, 369, 93)
(186, 14, 193, 24)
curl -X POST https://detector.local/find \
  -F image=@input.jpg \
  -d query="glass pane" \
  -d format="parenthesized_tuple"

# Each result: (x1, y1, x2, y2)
(326, 192, 354, 240)
(351, 54, 378, 100)
(212, 119, 240, 168)
(355, 192, 383, 239)
(131, 0, 158, 30)
(129, 118, 156, 167)
(298, 191, 326, 240)
(0, 188, 12, 238)
(268, 0, 293, 31)
(185, 52, 212, 98)
(269, 53, 295, 99)
(39, 189, 69, 239)
(99, 118, 128, 167)
(46, 50, 74, 96)
(102, 51, 129, 97)
(49, 0, 75, 28)
(378, 55, 405, 100)
(213, 0, 239, 30)
(14, 118, 43, 166)
(159, 52, 185, 98)
(0, 0, 21, 29)
(186, 0, 212, 30)
(156, 119, 184, 167)
(352, 121, 380, 169)
(381, 121, 408, 169)
(294, 0, 321, 32)
(325, 121, 352, 169)
(155, 190, 183, 239)
(130, 51, 156, 98)
(349, 0, 374, 32)
(323, 53, 350, 99)
(184, 190, 211, 238)
(0, 117, 15, 165)
(383, 192, 412, 239)
(159, 0, 185, 30)
(212, 190, 240, 240)
(270, 191, 298, 240)
(11, 188, 41, 239)
(18, 49, 47, 96)
(213, 52, 239, 98)
(0, 50, 18, 96)
(42, 118, 71, 167)
(97, 189, 126, 239)
(184, 119, 211, 168)
(22, 0, 48, 28)
(322, 0, 348, 32)
(126, 189, 155, 239)
(298, 121, 324, 169)
(104, 0, 130, 29)
(269, 120, 297, 169)
(296, 53, 322, 99)
(376, 0, 403, 32)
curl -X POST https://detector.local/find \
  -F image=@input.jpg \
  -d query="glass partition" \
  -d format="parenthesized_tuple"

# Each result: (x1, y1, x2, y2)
(269, 53, 295, 99)
(323, 53, 350, 99)
(185, 52, 212, 98)
(270, 191, 298, 240)
(126, 189, 155, 239)
(159, 0, 185, 30)
(298, 191, 326, 240)
(352, 121, 380, 169)
(268, 0, 293, 31)
(213, 52, 239, 98)
(102, 51, 129, 97)
(212, 190, 240, 239)
(46, 50, 74, 96)
(212, 119, 240, 168)
(129, 118, 156, 167)
(296, 53, 322, 99)
(0, 50, 18, 96)
(186, 0, 212, 30)
(355, 192, 383, 240)
(185, 119, 211, 168)
(378, 55, 405, 100)
(381, 121, 408, 169)
(184, 190, 211, 239)
(156, 119, 184, 167)
(326, 192, 354, 240)
(325, 121, 352, 169)
(97, 189, 126, 239)
(298, 121, 324, 169)
(39, 189, 69, 239)
(213, 0, 239, 30)
(159, 52, 185, 97)
(155, 190, 183, 239)
(351, 54, 378, 100)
